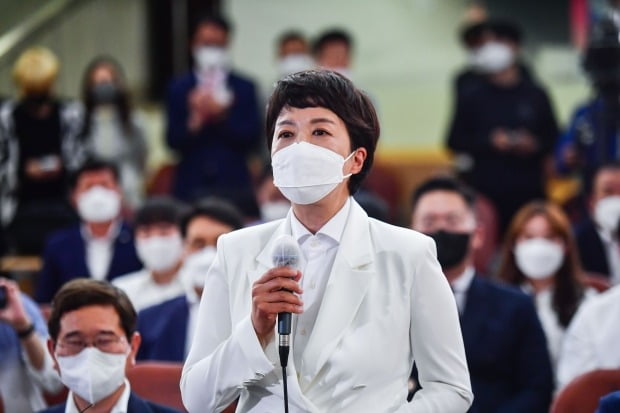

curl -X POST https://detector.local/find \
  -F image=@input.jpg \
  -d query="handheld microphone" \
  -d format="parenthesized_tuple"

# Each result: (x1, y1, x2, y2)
(271, 234, 301, 368)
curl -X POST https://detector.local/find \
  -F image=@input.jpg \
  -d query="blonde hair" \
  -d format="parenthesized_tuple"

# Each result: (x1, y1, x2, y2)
(12, 46, 59, 94)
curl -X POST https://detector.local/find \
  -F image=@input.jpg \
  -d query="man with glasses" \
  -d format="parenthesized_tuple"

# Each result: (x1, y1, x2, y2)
(40, 279, 180, 412)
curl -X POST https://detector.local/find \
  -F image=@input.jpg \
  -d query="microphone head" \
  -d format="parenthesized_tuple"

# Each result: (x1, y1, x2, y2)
(271, 234, 301, 269)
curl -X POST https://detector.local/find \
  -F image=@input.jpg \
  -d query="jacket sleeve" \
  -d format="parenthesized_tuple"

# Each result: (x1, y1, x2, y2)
(496, 296, 553, 413)
(402, 237, 473, 412)
(180, 236, 276, 413)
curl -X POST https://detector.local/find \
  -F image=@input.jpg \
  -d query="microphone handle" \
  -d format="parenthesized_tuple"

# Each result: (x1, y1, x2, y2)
(278, 312, 292, 335)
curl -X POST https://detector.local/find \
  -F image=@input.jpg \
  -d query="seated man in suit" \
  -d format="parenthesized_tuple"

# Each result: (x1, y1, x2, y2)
(575, 161, 620, 285)
(113, 197, 188, 312)
(41, 279, 180, 413)
(410, 176, 553, 413)
(136, 197, 244, 362)
(36, 159, 142, 303)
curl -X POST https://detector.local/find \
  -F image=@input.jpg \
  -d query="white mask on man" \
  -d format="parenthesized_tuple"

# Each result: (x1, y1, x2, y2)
(470, 41, 515, 74)
(278, 54, 314, 77)
(56, 347, 128, 405)
(272, 141, 355, 205)
(594, 195, 620, 234)
(136, 233, 184, 273)
(179, 246, 217, 289)
(76, 186, 121, 223)
(194, 46, 230, 72)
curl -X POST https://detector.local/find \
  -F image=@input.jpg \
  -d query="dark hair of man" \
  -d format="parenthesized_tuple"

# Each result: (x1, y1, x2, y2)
(191, 14, 231, 37)
(278, 30, 307, 49)
(68, 158, 120, 191)
(489, 19, 523, 45)
(312, 29, 353, 55)
(180, 197, 244, 237)
(133, 196, 184, 229)
(459, 21, 490, 48)
(411, 176, 476, 212)
(265, 70, 380, 195)
(80, 55, 132, 137)
(48, 279, 136, 342)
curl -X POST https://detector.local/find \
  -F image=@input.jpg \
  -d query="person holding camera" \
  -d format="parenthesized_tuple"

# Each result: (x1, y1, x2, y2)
(0, 277, 63, 412)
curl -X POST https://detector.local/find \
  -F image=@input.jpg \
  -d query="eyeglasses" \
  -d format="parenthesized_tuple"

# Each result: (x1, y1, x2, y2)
(57, 333, 127, 355)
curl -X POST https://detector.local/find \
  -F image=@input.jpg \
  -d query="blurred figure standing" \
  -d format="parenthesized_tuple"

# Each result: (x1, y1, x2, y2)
(313, 29, 354, 79)
(80, 56, 148, 209)
(446, 20, 559, 235)
(275, 31, 314, 78)
(0, 47, 86, 254)
(166, 15, 261, 218)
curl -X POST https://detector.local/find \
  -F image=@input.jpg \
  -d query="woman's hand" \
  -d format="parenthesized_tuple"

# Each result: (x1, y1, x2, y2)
(251, 268, 303, 347)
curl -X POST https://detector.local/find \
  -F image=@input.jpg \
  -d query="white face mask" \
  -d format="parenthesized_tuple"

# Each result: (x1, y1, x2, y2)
(277, 54, 314, 77)
(194, 46, 230, 72)
(77, 186, 121, 223)
(272, 141, 355, 205)
(260, 200, 291, 222)
(136, 233, 183, 273)
(56, 347, 127, 405)
(594, 195, 620, 233)
(514, 238, 564, 280)
(470, 41, 514, 74)
(179, 246, 217, 289)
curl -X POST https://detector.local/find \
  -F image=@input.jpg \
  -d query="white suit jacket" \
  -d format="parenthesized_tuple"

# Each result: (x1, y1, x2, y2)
(181, 200, 473, 412)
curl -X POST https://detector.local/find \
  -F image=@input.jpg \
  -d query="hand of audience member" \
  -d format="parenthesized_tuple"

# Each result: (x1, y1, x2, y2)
(25, 157, 61, 180)
(512, 130, 538, 155)
(0, 278, 32, 332)
(188, 88, 209, 132)
(490, 128, 512, 152)
(251, 268, 303, 347)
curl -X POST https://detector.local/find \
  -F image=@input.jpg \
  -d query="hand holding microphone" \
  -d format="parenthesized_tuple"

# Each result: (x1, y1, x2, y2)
(250, 235, 303, 352)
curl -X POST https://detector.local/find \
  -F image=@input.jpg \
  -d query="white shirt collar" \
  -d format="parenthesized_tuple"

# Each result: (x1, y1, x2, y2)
(290, 197, 351, 245)
(65, 378, 131, 413)
(450, 266, 476, 293)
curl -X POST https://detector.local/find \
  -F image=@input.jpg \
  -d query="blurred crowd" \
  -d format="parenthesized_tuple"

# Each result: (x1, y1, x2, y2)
(2, 5, 620, 413)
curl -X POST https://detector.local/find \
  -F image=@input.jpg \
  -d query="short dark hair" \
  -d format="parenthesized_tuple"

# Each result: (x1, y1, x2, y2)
(133, 197, 184, 230)
(192, 14, 232, 37)
(181, 197, 244, 237)
(312, 29, 353, 55)
(489, 19, 523, 45)
(265, 70, 380, 195)
(48, 279, 136, 342)
(411, 176, 477, 212)
(278, 30, 307, 49)
(459, 21, 490, 48)
(68, 158, 120, 190)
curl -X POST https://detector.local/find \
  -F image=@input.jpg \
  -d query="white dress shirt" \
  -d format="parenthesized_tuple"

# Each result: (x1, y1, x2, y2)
(82, 221, 120, 281)
(597, 228, 620, 285)
(65, 379, 131, 413)
(557, 283, 620, 390)
(112, 269, 185, 312)
(449, 267, 475, 315)
(290, 198, 350, 367)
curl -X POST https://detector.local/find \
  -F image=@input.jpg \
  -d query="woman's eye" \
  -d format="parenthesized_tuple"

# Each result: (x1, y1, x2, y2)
(313, 129, 329, 136)
(278, 131, 293, 139)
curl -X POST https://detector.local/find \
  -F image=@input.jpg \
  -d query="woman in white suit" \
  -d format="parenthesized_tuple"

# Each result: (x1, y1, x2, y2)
(181, 70, 473, 412)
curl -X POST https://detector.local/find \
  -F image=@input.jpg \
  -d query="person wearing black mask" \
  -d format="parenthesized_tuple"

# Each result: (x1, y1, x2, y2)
(80, 56, 148, 209)
(410, 176, 553, 413)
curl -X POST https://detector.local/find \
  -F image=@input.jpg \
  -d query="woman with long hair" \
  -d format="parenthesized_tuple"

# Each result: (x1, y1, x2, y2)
(498, 201, 594, 370)
(80, 56, 148, 208)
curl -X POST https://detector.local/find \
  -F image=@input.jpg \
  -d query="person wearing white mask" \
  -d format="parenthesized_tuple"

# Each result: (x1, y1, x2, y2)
(181, 70, 473, 412)
(575, 162, 620, 285)
(312, 29, 354, 79)
(136, 197, 244, 363)
(498, 201, 595, 374)
(446, 18, 559, 236)
(275, 31, 315, 79)
(36, 159, 142, 304)
(166, 14, 261, 219)
(40, 279, 181, 413)
(113, 197, 186, 312)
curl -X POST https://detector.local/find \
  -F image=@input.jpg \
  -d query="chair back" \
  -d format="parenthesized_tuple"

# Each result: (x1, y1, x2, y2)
(551, 369, 620, 413)
(127, 361, 186, 412)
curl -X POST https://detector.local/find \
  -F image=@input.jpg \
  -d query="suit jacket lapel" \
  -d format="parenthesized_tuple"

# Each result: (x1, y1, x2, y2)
(299, 201, 375, 383)
(460, 275, 487, 351)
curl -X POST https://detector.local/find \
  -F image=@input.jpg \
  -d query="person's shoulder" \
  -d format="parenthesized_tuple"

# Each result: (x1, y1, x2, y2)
(45, 225, 81, 248)
(473, 276, 531, 303)
(139, 295, 187, 318)
(582, 284, 620, 312)
(128, 391, 183, 413)
(368, 218, 433, 254)
(112, 268, 148, 288)
(167, 72, 196, 92)
(219, 220, 282, 247)
(229, 70, 257, 86)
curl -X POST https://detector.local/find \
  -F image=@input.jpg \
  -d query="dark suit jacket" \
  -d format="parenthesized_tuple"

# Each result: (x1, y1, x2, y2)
(462, 275, 553, 413)
(38, 391, 181, 413)
(165, 70, 260, 215)
(575, 218, 611, 278)
(137, 295, 189, 362)
(35, 222, 143, 303)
